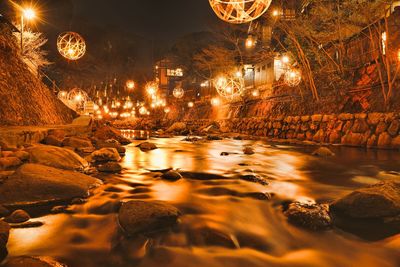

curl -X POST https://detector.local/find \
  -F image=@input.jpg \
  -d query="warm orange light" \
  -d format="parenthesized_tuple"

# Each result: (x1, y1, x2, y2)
(245, 35, 255, 48)
(188, 102, 194, 108)
(282, 55, 290, 64)
(397, 49, 400, 61)
(126, 80, 135, 90)
(211, 97, 220, 106)
(252, 90, 259, 97)
(272, 9, 279, 17)
(22, 8, 36, 20)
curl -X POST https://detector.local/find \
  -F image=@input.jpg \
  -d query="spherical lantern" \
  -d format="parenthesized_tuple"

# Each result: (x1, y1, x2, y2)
(214, 75, 244, 99)
(284, 69, 302, 87)
(57, 32, 86, 60)
(66, 88, 90, 111)
(209, 0, 272, 24)
(173, 87, 185, 99)
(188, 101, 194, 108)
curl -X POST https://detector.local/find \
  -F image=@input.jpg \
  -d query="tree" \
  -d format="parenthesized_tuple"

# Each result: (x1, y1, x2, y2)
(14, 29, 51, 75)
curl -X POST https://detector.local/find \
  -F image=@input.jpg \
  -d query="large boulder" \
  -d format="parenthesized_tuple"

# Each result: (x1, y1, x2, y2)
(89, 148, 121, 162)
(118, 200, 180, 236)
(166, 122, 187, 133)
(93, 126, 131, 145)
(28, 146, 88, 171)
(331, 180, 400, 218)
(0, 164, 102, 207)
(284, 202, 332, 230)
(62, 136, 93, 149)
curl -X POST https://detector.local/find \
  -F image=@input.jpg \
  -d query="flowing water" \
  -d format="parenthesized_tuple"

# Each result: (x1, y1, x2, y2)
(6, 132, 400, 267)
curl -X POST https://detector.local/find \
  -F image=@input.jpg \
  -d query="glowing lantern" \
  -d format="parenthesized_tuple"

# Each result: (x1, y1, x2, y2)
(209, 0, 272, 24)
(284, 69, 302, 87)
(145, 81, 158, 96)
(211, 97, 221, 106)
(139, 106, 147, 115)
(126, 80, 135, 90)
(57, 32, 86, 60)
(57, 90, 68, 104)
(173, 87, 185, 99)
(188, 102, 194, 108)
(214, 75, 244, 99)
(252, 89, 260, 97)
(245, 35, 256, 48)
(164, 107, 171, 113)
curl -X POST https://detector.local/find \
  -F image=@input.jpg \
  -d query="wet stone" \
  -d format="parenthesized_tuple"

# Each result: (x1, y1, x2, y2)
(5, 209, 30, 223)
(312, 147, 335, 157)
(243, 147, 255, 155)
(90, 148, 121, 162)
(118, 200, 180, 236)
(161, 171, 182, 181)
(98, 162, 123, 173)
(239, 174, 269, 186)
(137, 142, 158, 151)
(284, 202, 332, 230)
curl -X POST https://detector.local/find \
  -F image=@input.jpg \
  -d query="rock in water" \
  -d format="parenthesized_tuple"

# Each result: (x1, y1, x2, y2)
(2, 256, 65, 267)
(28, 146, 89, 171)
(161, 171, 182, 181)
(137, 142, 157, 151)
(243, 147, 255, 155)
(166, 122, 187, 133)
(43, 135, 64, 147)
(90, 148, 121, 162)
(98, 162, 122, 173)
(0, 164, 102, 207)
(284, 202, 332, 230)
(312, 147, 335, 157)
(5, 210, 30, 223)
(62, 136, 93, 149)
(118, 200, 180, 236)
(94, 126, 131, 145)
(330, 180, 400, 218)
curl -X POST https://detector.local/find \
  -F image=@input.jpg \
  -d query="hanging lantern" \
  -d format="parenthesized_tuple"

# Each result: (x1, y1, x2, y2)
(173, 87, 185, 99)
(57, 90, 68, 104)
(139, 106, 147, 115)
(214, 75, 244, 99)
(126, 80, 135, 90)
(145, 81, 158, 96)
(188, 101, 194, 108)
(65, 88, 90, 111)
(284, 69, 302, 87)
(57, 32, 86, 60)
(209, 0, 272, 24)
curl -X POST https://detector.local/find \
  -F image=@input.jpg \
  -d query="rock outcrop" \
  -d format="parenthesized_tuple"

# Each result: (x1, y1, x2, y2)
(28, 145, 89, 171)
(0, 164, 102, 207)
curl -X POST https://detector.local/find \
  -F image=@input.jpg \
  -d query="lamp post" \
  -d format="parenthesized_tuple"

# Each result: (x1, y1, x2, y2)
(20, 8, 36, 54)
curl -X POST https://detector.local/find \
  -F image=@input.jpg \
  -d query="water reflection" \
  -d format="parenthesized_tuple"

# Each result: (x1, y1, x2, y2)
(6, 136, 400, 267)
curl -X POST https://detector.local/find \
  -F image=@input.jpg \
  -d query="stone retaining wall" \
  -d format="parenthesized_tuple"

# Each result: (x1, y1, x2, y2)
(180, 113, 400, 149)
(218, 113, 400, 149)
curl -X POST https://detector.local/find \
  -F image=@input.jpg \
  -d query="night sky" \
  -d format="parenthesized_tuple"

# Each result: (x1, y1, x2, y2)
(70, 0, 219, 43)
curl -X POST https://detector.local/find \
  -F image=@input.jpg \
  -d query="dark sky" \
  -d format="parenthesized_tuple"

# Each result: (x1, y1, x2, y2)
(71, 0, 220, 42)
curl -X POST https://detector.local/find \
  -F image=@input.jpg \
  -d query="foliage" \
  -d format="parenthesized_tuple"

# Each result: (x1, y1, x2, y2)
(13, 29, 51, 75)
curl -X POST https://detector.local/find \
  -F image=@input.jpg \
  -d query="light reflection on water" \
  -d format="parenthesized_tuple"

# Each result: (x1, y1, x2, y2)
(6, 135, 400, 267)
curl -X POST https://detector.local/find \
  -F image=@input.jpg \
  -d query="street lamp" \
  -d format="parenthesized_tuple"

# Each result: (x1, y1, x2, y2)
(20, 7, 36, 54)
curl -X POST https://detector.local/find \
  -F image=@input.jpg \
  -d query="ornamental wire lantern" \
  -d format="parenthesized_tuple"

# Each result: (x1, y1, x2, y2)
(57, 90, 68, 104)
(173, 87, 185, 99)
(139, 106, 147, 115)
(284, 69, 302, 87)
(145, 81, 158, 96)
(66, 88, 90, 111)
(214, 75, 244, 99)
(209, 0, 272, 24)
(57, 32, 86, 60)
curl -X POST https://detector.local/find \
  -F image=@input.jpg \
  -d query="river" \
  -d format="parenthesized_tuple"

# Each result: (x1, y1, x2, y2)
(6, 133, 400, 267)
